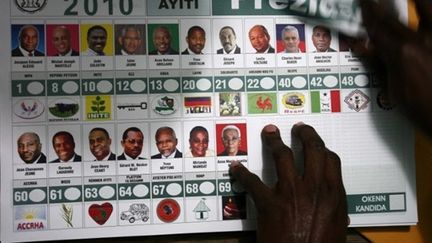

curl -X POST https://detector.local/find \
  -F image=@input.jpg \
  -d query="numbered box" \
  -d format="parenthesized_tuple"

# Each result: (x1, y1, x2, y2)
(214, 76, 245, 92)
(83, 184, 117, 202)
(81, 79, 114, 95)
(340, 73, 370, 89)
(245, 76, 277, 92)
(217, 179, 245, 196)
(117, 183, 151, 200)
(12, 80, 46, 97)
(48, 186, 82, 203)
(217, 179, 233, 196)
(148, 77, 181, 94)
(184, 180, 217, 197)
(277, 75, 308, 91)
(181, 77, 213, 93)
(13, 187, 48, 205)
(47, 79, 80, 96)
(152, 181, 183, 199)
(115, 78, 148, 95)
(309, 74, 340, 90)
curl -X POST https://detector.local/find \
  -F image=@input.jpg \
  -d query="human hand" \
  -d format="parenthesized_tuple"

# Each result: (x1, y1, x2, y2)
(358, 0, 432, 136)
(229, 124, 347, 243)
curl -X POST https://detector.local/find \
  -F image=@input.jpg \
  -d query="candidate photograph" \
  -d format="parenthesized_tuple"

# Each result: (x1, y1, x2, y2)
(148, 24, 179, 55)
(88, 127, 116, 161)
(185, 126, 215, 158)
(276, 24, 306, 53)
(248, 24, 275, 54)
(151, 126, 182, 159)
(181, 25, 206, 55)
(46, 25, 79, 56)
(118, 127, 146, 160)
(50, 131, 81, 163)
(81, 24, 110, 56)
(311, 25, 337, 52)
(17, 132, 46, 164)
(217, 124, 247, 156)
(11, 24, 45, 57)
(115, 24, 146, 55)
(217, 26, 241, 54)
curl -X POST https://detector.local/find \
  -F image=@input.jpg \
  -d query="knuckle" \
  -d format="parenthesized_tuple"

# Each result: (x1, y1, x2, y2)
(327, 150, 341, 163)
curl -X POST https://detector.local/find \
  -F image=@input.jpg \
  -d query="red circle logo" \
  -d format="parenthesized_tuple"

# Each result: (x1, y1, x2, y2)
(156, 199, 180, 222)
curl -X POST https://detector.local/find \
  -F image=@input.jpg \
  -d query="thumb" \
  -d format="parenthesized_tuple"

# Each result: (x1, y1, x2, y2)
(229, 161, 271, 209)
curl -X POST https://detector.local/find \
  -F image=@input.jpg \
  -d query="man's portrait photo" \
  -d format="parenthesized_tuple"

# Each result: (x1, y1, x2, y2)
(276, 24, 305, 53)
(50, 131, 81, 163)
(17, 132, 46, 164)
(185, 126, 215, 158)
(151, 126, 182, 159)
(216, 124, 247, 156)
(118, 127, 145, 160)
(311, 25, 337, 52)
(181, 25, 206, 55)
(11, 24, 45, 57)
(148, 24, 179, 55)
(115, 24, 146, 55)
(88, 127, 116, 161)
(81, 24, 112, 56)
(217, 26, 241, 54)
(46, 24, 79, 56)
(248, 25, 275, 54)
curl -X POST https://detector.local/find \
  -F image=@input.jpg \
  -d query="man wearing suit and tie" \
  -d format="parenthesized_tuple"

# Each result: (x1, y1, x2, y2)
(248, 25, 275, 54)
(50, 131, 81, 163)
(88, 127, 116, 161)
(118, 127, 145, 160)
(312, 25, 337, 53)
(51, 25, 79, 56)
(17, 132, 46, 164)
(181, 26, 206, 55)
(217, 26, 241, 54)
(151, 126, 182, 159)
(149, 26, 179, 55)
(12, 25, 45, 57)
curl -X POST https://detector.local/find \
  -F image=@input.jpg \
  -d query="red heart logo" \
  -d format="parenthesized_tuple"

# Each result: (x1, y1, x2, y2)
(88, 203, 113, 225)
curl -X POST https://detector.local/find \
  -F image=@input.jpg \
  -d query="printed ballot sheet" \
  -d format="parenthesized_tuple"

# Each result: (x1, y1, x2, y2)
(0, 0, 416, 242)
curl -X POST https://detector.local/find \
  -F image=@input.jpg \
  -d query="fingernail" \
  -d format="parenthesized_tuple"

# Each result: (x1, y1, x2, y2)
(263, 124, 277, 133)
(230, 160, 241, 167)
(294, 121, 305, 127)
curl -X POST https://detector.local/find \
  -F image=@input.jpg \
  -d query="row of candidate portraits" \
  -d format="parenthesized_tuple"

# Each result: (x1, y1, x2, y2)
(16, 124, 248, 164)
(11, 23, 355, 57)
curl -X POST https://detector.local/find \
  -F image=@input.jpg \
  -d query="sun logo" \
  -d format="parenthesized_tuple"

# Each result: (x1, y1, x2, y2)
(23, 209, 37, 220)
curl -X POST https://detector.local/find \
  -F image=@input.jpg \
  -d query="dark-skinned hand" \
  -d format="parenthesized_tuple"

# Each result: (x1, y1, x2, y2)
(229, 124, 347, 243)
(358, 0, 432, 137)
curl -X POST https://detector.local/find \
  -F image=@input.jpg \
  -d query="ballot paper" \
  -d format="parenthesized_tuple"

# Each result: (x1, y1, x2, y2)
(0, 0, 416, 242)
